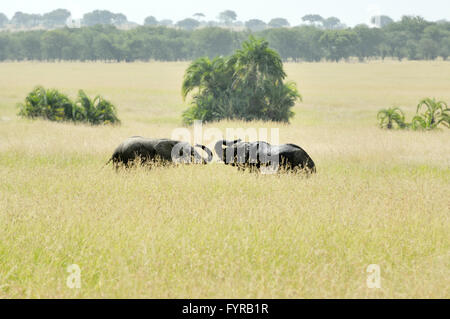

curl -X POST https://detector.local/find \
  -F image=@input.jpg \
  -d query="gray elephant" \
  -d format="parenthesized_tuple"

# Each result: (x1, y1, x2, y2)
(214, 139, 316, 173)
(108, 136, 213, 168)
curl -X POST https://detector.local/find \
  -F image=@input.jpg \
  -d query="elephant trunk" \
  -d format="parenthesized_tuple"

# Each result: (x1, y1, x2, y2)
(194, 144, 213, 164)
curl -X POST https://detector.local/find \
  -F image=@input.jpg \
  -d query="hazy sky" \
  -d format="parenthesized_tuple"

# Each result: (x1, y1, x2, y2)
(3, 0, 450, 26)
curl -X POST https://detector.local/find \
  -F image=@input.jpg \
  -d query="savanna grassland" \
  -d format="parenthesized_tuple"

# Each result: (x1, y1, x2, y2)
(0, 61, 449, 298)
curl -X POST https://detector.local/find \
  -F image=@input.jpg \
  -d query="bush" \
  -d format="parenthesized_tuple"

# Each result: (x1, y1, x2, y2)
(377, 98, 449, 130)
(75, 90, 121, 125)
(411, 98, 449, 130)
(18, 86, 120, 125)
(377, 107, 406, 129)
(181, 37, 301, 124)
(17, 86, 73, 122)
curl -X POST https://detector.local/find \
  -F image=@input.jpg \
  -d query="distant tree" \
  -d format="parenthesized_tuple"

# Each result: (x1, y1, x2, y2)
(93, 33, 118, 60)
(0, 13, 9, 28)
(302, 14, 324, 26)
(418, 37, 439, 60)
(159, 19, 173, 26)
(176, 18, 200, 31)
(423, 25, 444, 42)
(396, 16, 430, 40)
(268, 18, 290, 28)
(262, 28, 299, 60)
(218, 10, 237, 25)
(439, 37, 450, 60)
(42, 9, 71, 28)
(245, 19, 267, 32)
(83, 10, 127, 26)
(319, 30, 358, 61)
(323, 17, 343, 30)
(11, 12, 42, 28)
(112, 13, 127, 26)
(20, 31, 42, 60)
(144, 16, 158, 26)
(192, 27, 234, 58)
(370, 15, 394, 28)
(353, 24, 383, 61)
(0, 15, 448, 62)
(0, 35, 9, 59)
(193, 13, 205, 21)
(41, 29, 70, 60)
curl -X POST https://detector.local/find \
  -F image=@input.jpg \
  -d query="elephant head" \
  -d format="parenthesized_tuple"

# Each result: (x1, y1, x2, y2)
(214, 139, 245, 164)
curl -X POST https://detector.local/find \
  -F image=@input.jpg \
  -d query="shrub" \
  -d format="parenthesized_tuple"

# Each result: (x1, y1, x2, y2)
(377, 98, 449, 131)
(411, 98, 449, 130)
(17, 86, 73, 122)
(18, 86, 120, 125)
(181, 37, 301, 125)
(377, 107, 406, 129)
(75, 90, 120, 125)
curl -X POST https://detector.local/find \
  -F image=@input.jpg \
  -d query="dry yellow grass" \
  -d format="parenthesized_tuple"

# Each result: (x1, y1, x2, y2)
(0, 61, 449, 298)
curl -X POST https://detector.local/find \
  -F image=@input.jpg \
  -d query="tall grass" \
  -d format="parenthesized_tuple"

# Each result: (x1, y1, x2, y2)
(0, 61, 449, 298)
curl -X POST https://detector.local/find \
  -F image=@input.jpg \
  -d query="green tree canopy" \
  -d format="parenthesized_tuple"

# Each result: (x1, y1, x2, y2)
(0, 17, 448, 62)
(11, 12, 42, 28)
(323, 17, 343, 30)
(246, 19, 267, 32)
(82, 10, 127, 26)
(218, 10, 237, 25)
(0, 13, 9, 28)
(302, 14, 324, 25)
(144, 16, 158, 26)
(42, 9, 71, 28)
(176, 18, 200, 31)
(268, 18, 290, 28)
(182, 36, 301, 124)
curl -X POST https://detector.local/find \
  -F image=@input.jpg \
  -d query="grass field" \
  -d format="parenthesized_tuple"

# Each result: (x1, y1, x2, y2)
(0, 61, 449, 298)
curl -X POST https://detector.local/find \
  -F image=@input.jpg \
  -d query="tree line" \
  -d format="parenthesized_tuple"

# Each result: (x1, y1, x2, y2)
(0, 16, 448, 62)
(0, 8, 376, 31)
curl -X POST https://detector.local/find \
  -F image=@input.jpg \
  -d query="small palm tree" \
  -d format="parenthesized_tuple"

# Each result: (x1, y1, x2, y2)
(75, 90, 120, 125)
(414, 98, 450, 130)
(377, 107, 406, 129)
(410, 114, 427, 130)
(18, 86, 72, 122)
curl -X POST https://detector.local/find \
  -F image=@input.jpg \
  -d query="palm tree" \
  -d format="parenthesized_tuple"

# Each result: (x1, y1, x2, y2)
(181, 56, 232, 100)
(181, 37, 300, 124)
(231, 36, 286, 90)
(262, 80, 301, 122)
(414, 98, 450, 129)
(377, 107, 406, 129)
(75, 90, 120, 125)
(18, 86, 72, 122)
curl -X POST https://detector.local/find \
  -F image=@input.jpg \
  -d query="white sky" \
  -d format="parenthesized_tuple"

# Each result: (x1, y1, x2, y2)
(2, 0, 449, 26)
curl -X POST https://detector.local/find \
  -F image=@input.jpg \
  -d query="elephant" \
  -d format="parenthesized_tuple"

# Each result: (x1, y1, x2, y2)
(214, 139, 316, 173)
(107, 136, 213, 168)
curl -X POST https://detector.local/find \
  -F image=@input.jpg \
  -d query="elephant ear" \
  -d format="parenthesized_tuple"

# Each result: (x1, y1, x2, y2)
(155, 140, 179, 161)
